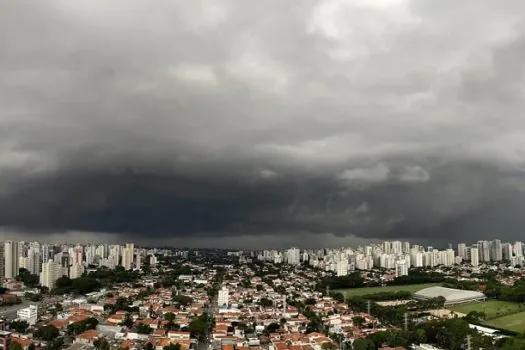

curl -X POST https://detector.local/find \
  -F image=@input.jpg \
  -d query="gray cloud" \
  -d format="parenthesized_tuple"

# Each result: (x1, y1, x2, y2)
(2, 0, 525, 247)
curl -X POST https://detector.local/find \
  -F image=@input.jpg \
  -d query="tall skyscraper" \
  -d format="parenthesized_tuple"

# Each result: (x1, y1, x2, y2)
(218, 286, 229, 307)
(457, 243, 467, 259)
(40, 260, 61, 289)
(490, 239, 502, 261)
(395, 260, 408, 277)
(4, 241, 19, 279)
(286, 247, 301, 265)
(27, 248, 41, 275)
(470, 247, 479, 267)
(123, 243, 134, 270)
(0, 244, 4, 280)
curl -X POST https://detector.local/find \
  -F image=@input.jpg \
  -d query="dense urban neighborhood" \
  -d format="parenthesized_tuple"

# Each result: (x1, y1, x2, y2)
(1, 241, 525, 349)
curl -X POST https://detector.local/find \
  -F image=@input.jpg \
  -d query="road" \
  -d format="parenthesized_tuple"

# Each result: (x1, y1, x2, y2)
(0, 295, 63, 320)
(197, 294, 218, 350)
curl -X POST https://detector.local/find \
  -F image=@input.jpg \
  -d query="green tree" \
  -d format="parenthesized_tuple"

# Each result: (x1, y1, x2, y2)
(351, 339, 375, 350)
(34, 325, 59, 341)
(8, 320, 29, 333)
(145, 343, 155, 350)
(16, 269, 40, 288)
(120, 313, 134, 328)
(352, 316, 365, 328)
(266, 323, 280, 333)
(164, 312, 175, 322)
(8, 342, 23, 350)
(163, 344, 181, 350)
(67, 317, 99, 335)
(172, 294, 193, 307)
(259, 298, 273, 307)
(133, 323, 153, 334)
(321, 343, 336, 350)
(93, 338, 110, 350)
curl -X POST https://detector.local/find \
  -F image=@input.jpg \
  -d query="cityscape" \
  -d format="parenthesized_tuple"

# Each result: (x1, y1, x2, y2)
(0, 240, 521, 349)
(4, 0, 525, 349)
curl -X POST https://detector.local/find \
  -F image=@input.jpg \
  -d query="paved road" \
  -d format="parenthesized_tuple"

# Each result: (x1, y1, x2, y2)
(0, 295, 63, 320)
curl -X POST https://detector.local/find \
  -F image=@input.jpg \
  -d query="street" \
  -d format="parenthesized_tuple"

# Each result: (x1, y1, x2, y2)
(0, 295, 63, 320)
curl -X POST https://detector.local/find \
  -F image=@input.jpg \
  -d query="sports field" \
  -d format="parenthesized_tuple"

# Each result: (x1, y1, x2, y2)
(485, 311, 525, 333)
(448, 300, 522, 319)
(335, 283, 441, 297)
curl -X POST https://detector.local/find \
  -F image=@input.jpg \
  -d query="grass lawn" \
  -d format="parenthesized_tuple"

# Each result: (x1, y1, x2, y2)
(335, 283, 441, 297)
(448, 300, 523, 319)
(485, 311, 525, 333)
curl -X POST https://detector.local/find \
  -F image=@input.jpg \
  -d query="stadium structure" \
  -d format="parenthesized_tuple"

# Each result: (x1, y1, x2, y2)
(413, 286, 486, 306)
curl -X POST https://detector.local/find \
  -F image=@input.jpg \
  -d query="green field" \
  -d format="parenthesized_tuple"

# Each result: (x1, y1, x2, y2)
(485, 311, 525, 333)
(335, 283, 441, 297)
(448, 300, 523, 319)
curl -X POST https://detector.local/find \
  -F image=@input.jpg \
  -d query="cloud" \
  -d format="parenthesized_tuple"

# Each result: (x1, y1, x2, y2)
(397, 166, 431, 183)
(356, 202, 369, 215)
(2, 0, 525, 247)
(338, 164, 390, 184)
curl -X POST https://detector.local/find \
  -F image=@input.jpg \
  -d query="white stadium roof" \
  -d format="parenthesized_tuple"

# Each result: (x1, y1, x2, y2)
(413, 286, 486, 305)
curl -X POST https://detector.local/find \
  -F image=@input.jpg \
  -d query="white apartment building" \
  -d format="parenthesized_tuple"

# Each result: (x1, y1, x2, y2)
(122, 243, 134, 270)
(470, 247, 479, 267)
(4, 240, 19, 279)
(69, 263, 84, 279)
(40, 260, 62, 289)
(17, 305, 38, 325)
(395, 260, 409, 277)
(135, 253, 142, 270)
(286, 248, 301, 265)
(336, 259, 348, 277)
(218, 287, 229, 307)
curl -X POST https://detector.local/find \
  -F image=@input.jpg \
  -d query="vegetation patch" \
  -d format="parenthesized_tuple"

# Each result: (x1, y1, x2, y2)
(448, 300, 523, 320)
(485, 311, 525, 333)
(335, 283, 441, 298)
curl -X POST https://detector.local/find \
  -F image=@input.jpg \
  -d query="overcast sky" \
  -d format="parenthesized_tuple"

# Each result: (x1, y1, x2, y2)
(2, 0, 525, 248)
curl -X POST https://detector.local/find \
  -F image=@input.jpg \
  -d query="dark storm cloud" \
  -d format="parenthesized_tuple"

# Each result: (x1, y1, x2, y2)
(2, 0, 525, 247)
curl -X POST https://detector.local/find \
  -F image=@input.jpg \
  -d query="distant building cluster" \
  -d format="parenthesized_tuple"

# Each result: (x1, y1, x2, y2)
(0, 240, 158, 288)
(251, 239, 525, 277)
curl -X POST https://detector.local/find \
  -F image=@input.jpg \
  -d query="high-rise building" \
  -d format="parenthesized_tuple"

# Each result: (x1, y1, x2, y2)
(135, 253, 142, 270)
(477, 240, 490, 262)
(123, 243, 134, 270)
(0, 244, 4, 281)
(514, 242, 523, 257)
(490, 239, 502, 262)
(286, 248, 301, 265)
(470, 247, 479, 267)
(69, 264, 84, 279)
(395, 260, 408, 277)
(218, 287, 229, 307)
(27, 248, 41, 275)
(457, 243, 467, 259)
(4, 241, 19, 279)
(392, 241, 402, 254)
(336, 259, 348, 276)
(503, 243, 513, 261)
(40, 260, 62, 289)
